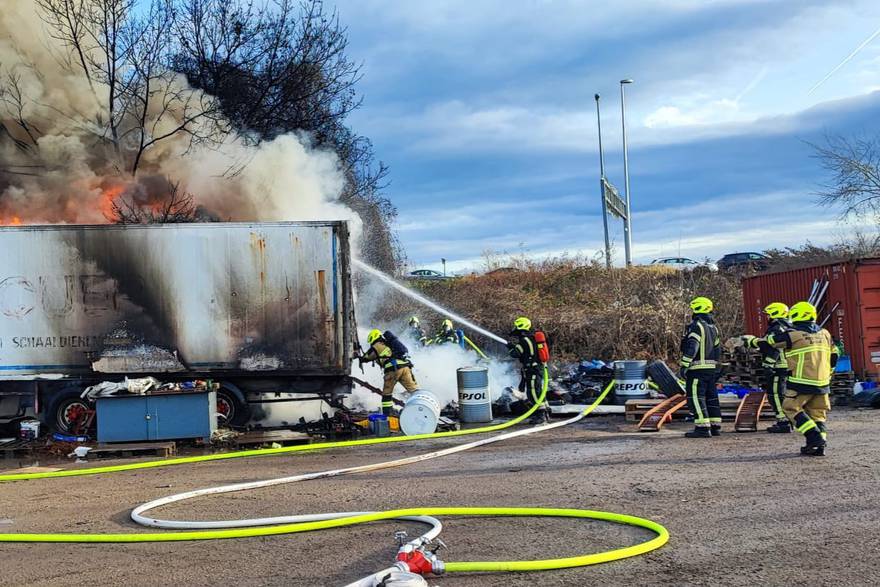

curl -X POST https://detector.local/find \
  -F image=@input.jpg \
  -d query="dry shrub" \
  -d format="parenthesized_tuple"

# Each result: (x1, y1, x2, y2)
(368, 258, 743, 363)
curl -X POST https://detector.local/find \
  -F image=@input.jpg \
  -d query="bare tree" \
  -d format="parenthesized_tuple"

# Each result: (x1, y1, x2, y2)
(172, 0, 399, 269)
(813, 135, 880, 219)
(30, 0, 225, 174)
(109, 178, 197, 222)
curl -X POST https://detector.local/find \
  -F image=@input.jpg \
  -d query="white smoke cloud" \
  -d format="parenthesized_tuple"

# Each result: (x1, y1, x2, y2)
(0, 1, 356, 233)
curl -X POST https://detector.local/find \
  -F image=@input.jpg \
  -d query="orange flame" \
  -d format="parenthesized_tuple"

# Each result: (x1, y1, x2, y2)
(99, 184, 127, 220)
(11, 217, 21, 225)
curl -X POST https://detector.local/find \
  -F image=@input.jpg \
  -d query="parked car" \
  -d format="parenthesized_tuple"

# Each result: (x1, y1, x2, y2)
(650, 257, 718, 271)
(407, 269, 449, 280)
(717, 252, 770, 272)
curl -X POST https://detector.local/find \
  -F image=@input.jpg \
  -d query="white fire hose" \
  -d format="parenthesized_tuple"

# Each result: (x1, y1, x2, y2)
(130, 387, 615, 586)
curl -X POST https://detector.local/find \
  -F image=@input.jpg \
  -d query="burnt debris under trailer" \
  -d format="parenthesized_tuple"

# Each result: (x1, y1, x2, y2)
(0, 221, 358, 434)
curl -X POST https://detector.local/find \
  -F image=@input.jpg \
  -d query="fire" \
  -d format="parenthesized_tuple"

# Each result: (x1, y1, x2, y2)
(1, 216, 24, 226)
(11, 217, 21, 225)
(99, 184, 127, 220)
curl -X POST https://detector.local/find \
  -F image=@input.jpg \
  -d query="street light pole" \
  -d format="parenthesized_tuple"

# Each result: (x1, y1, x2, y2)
(620, 78, 634, 267)
(594, 93, 612, 269)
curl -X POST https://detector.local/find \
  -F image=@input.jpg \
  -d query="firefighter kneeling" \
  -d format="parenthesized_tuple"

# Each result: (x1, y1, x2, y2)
(360, 329, 419, 416)
(751, 301, 837, 456)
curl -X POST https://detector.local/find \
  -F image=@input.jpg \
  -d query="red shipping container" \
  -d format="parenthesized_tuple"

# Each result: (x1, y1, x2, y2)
(742, 258, 880, 378)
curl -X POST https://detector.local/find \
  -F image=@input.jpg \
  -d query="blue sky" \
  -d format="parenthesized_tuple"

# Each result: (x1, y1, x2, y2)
(333, 0, 880, 271)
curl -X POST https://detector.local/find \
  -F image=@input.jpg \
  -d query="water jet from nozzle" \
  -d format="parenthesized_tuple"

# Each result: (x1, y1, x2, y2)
(353, 260, 508, 345)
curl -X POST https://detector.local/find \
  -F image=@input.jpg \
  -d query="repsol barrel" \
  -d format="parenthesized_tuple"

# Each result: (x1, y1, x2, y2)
(457, 366, 493, 423)
(613, 360, 649, 404)
(399, 390, 442, 435)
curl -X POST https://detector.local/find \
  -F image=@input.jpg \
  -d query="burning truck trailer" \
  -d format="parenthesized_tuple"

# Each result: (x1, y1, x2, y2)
(0, 221, 358, 435)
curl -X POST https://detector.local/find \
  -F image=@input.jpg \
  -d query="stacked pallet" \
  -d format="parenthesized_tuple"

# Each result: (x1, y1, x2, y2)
(625, 397, 775, 422)
(831, 371, 856, 406)
(719, 346, 764, 389)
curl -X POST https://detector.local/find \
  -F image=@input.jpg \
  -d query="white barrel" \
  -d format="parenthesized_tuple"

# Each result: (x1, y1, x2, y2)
(457, 366, 493, 423)
(613, 360, 649, 404)
(399, 390, 442, 435)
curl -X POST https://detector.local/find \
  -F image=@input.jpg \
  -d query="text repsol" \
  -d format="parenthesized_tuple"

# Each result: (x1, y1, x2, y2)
(460, 391, 488, 401)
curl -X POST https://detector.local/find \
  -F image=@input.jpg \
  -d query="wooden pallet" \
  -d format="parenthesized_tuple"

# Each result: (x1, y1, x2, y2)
(88, 441, 177, 458)
(232, 430, 311, 448)
(626, 398, 775, 422)
(0, 438, 37, 456)
(638, 394, 687, 432)
(734, 391, 767, 432)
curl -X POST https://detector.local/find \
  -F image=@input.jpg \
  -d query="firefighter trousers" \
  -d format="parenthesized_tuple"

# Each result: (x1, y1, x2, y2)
(518, 367, 545, 407)
(764, 368, 788, 421)
(783, 391, 830, 443)
(382, 366, 419, 415)
(685, 371, 720, 427)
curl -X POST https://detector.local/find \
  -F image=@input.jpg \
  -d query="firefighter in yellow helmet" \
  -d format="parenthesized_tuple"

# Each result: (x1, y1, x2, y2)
(360, 329, 419, 416)
(407, 316, 428, 346)
(754, 302, 793, 433)
(753, 301, 838, 456)
(431, 318, 460, 345)
(680, 296, 722, 438)
(507, 316, 549, 423)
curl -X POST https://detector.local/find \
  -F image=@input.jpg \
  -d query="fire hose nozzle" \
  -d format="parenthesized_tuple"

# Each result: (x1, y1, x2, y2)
(394, 531, 409, 546)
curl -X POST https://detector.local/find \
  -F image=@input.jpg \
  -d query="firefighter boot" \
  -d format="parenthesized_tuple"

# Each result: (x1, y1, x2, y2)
(800, 429, 826, 457)
(766, 420, 792, 433)
(684, 427, 712, 438)
(710, 425, 722, 436)
(816, 421, 828, 443)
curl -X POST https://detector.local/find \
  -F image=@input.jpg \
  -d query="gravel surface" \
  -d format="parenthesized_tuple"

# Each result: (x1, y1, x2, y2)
(1, 410, 879, 586)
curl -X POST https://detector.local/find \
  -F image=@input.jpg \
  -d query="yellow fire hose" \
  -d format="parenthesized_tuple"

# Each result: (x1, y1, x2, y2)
(0, 377, 669, 581)
(0, 368, 552, 482)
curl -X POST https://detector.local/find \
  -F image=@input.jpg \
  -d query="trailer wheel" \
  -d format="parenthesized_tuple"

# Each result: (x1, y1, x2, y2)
(216, 387, 251, 428)
(48, 391, 94, 434)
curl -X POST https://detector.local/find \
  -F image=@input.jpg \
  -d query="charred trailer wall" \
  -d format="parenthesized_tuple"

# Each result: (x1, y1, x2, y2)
(0, 222, 356, 381)
(742, 258, 880, 378)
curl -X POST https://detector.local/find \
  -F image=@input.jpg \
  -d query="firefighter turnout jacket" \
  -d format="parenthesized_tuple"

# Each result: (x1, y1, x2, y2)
(508, 330, 542, 371)
(757, 318, 792, 369)
(362, 340, 412, 373)
(679, 314, 721, 374)
(764, 322, 838, 393)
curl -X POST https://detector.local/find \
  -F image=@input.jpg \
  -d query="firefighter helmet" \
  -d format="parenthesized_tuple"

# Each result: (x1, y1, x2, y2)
(409, 316, 420, 326)
(789, 301, 817, 323)
(367, 329, 383, 345)
(764, 302, 789, 319)
(513, 316, 532, 331)
(689, 296, 714, 314)
(441, 319, 454, 330)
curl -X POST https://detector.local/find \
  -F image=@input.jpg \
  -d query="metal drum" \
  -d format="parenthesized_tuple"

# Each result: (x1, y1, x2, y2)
(457, 366, 493, 423)
(399, 390, 442, 435)
(613, 360, 649, 404)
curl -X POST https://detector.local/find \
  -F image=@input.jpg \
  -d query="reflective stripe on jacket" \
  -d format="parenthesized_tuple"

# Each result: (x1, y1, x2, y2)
(766, 325, 838, 389)
(680, 316, 721, 372)
(758, 319, 791, 370)
(363, 341, 412, 373)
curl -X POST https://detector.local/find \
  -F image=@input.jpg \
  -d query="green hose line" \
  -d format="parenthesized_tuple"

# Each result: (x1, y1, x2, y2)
(0, 367, 563, 483)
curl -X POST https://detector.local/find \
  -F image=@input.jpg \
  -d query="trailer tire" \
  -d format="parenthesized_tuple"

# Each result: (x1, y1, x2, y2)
(646, 360, 685, 397)
(216, 385, 251, 429)
(47, 389, 94, 434)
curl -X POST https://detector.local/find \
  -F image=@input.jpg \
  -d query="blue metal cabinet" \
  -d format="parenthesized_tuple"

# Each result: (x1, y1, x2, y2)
(96, 391, 217, 443)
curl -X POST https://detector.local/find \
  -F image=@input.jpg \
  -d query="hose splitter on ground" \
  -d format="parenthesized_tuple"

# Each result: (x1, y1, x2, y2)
(0, 379, 670, 586)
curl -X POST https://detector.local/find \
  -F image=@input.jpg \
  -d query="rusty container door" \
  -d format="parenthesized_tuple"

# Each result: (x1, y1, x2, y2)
(741, 260, 867, 376)
(854, 260, 880, 376)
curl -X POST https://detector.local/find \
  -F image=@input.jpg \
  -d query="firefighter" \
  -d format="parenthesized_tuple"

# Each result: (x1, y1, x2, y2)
(680, 296, 723, 438)
(360, 329, 418, 416)
(755, 302, 793, 433)
(431, 319, 460, 345)
(407, 316, 428, 346)
(507, 316, 549, 423)
(754, 301, 838, 456)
